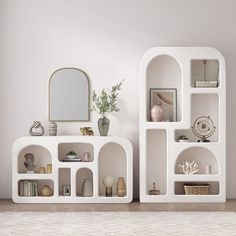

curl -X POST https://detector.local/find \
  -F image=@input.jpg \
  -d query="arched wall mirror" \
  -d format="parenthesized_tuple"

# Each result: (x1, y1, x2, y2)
(49, 68, 90, 121)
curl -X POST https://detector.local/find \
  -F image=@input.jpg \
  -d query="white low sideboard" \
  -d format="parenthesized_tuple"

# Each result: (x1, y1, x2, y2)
(12, 136, 133, 203)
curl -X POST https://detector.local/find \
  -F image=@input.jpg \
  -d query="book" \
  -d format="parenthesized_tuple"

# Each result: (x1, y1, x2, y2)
(28, 181, 31, 197)
(34, 182, 38, 196)
(19, 181, 24, 196)
(23, 181, 28, 197)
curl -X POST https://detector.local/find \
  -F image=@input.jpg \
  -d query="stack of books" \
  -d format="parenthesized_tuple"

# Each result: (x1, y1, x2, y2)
(19, 180, 38, 197)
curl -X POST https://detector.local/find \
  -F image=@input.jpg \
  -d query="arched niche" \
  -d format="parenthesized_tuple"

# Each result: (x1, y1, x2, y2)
(18, 145, 52, 174)
(76, 168, 93, 197)
(146, 55, 182, 122)
(98, 143, 127, 196)
(175, 147, 219, 174)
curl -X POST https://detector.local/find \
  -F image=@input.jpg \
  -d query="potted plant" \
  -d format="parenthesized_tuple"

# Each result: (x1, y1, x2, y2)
(91, 81, 123, 136)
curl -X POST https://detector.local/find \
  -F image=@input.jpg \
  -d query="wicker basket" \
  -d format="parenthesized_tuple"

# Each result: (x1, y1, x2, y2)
(184, 184, 210, 195)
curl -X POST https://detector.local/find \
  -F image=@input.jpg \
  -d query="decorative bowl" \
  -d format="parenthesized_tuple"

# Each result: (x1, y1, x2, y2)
(66, 155, 77, 159)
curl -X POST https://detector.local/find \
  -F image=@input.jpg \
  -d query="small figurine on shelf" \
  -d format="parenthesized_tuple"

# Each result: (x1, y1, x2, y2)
(29, 121, 44, 136)
(24, 153, 36, 173)
(80, 127, 94, 136)
(149, 182, 160, 195)
(103, 176, 115, 197)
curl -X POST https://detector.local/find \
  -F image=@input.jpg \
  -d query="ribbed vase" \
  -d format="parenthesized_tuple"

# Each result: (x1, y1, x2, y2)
(116, 177, 126, 197)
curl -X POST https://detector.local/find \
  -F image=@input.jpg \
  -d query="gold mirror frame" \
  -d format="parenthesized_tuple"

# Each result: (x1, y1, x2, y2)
(49, 67, 90, 122)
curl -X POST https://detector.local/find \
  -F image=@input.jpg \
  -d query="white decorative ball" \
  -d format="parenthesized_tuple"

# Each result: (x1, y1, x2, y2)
(103, 176, 115, 187)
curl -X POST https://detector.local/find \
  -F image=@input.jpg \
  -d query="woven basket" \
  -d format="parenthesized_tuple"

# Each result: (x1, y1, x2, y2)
(184, 184, 210, 195)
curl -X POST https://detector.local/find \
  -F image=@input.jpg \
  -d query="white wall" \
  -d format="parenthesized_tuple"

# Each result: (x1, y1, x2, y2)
(0, 0, 235, 199)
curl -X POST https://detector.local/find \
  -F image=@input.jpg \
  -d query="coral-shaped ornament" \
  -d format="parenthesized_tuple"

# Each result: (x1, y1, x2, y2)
(178, 160, 199, 174)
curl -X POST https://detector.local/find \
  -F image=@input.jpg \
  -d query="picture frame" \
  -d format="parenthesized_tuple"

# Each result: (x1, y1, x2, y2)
(62, 185, 71, 196)
(150, 88, 177, 122)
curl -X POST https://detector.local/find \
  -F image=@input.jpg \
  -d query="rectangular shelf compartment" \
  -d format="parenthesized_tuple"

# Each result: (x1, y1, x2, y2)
(59, 168, 71, 196)
(58, 142, 94, 162)
(191, 59, 219, 88)
(175, 93, 219, 142)
(146, 129, 167, 195)
(175, 181, 219, 195)
(18, 179, 54, 197)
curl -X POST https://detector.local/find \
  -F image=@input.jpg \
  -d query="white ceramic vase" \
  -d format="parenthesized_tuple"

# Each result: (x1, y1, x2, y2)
(82, 179, 93, 197)
(83, 152, 92, 162)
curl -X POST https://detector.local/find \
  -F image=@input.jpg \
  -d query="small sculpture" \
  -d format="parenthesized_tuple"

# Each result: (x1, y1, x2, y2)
(178, 160, 199, 174)
(192, 116, 216, 142)
(29, 121, 44, 136)
(80, 127, 94, 136)
(149, 182, 160, 195)
(116, 177, 126, 197)
(24, 153, 36, 173)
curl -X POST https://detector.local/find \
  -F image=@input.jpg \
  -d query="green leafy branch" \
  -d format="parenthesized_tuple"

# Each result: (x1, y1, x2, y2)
(91, 81, 124, 118)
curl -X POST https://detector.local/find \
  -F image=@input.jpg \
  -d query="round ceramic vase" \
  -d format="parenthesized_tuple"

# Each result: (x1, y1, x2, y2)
(150, 105, 164, 122)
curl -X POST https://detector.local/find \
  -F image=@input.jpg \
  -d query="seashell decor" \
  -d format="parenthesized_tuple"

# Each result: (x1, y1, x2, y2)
(178, 160, 199, 175)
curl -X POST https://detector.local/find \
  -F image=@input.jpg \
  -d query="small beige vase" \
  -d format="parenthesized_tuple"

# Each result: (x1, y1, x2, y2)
(116, 177, 126, 197)
(150, 105, 164, 122)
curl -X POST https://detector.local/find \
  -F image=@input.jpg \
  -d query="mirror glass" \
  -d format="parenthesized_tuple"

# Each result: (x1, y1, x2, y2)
(49, 68, 89, 121)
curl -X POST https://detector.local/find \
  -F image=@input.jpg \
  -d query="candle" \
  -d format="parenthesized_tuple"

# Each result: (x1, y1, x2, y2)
(205, 165, 211, 174)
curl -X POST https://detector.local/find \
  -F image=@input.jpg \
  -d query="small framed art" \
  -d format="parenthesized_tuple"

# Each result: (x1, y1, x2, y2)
(150, 88, 177, 122)
(62, 185, 71, 196)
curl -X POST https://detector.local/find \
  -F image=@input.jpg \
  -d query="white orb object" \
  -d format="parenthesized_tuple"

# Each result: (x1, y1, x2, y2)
(103, 176, 115, 187)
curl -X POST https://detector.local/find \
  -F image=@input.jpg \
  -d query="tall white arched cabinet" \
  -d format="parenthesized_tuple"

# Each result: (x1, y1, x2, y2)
(139, 47, 226, 202)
